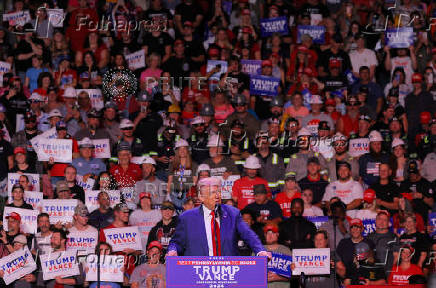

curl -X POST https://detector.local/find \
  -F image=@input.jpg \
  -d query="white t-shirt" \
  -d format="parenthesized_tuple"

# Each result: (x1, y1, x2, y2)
(32, 231, 52, 256)
(322, 179, 364, 217)
(129, 209, 162, 250)
(69, 225, 98, 234)
(349, 49, 378, 75)
(303, 205, 324, 217)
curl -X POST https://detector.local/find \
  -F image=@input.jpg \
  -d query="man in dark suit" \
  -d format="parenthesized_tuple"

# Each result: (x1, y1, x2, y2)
(167, 177, 269, 257)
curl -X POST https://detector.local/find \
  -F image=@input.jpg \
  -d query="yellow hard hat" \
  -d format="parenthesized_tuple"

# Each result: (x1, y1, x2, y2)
(168, 104, 181, 113)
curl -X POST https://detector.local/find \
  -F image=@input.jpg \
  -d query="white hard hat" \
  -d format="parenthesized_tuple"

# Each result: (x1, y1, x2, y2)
(243, 155, 261, 169)
(175, 139, 189, 149)
(297, 127, 311, 137)
(207, 135, 224, 147)
(78, 137, 94, 148)
(142, 156, 156, 165)
(191, 116, 205, 125)
(392, 138, 405, 148)
(63, 87, 77, 98)
(48, 109, 63, 119)
(197, 164, 211, 175)
(29, 92, 43, 102)
(332, 132, 348, 142)
(369, 130, 383, 142)
(119, 118, 134, 129)
(310, 95, 323, 105)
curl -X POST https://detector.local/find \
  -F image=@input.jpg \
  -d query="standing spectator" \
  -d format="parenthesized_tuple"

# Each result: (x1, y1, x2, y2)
(399, 213, 431, 267)
(147, 201, 178, 255)
(135, 157, 167, 205)
(298, 157, 329, 205)
(32, 213, 52, 256)
(388, 245, 424, 285)
(88, 191, 114, 229)
(302, 189, 324, 217)
(7, 184, 33, 210)
(245, 184, 282, 224)
(349, 34, 378, 80)
(274, 172, 301, 218)
(109, 142, 142, 189)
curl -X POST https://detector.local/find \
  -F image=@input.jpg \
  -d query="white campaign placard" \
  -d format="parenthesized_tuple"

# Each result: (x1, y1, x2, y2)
(3, 207, 38, 234)
(126, 49, 146, 70)
(0, 246, 36, 285)
(219, 175, 240, 200)
(7, 173, 40, 193)
(104, 226, 142, 252)
(46, 9, 65, 28)
(206, 60, 228, 79)
(76, 175, 96, 191)
(91, 139, 111, 158)
(85, 190, 121, 213)
(76, 89, 104, 110)
(0, 61, 11, 74)
(8, 190, 43, 209)
(348, 138, 370, 157)
(292, 248, 330, 275)
(2, 10, 31, 26)
(85, 254, 124, 282)
(66, 231, 98, 254)
(32, 138, 72, 163)
(41, 199, 78, 224)
(40, 250, 80, 280)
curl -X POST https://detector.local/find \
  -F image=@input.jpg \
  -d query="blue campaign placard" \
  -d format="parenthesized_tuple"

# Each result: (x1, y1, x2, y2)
(166, 256, 267, 288)
(268, 252, 292, 278)
(260, 17, 289, 37)
(429, 212, 436, 237)
(241, 60, 262, 75)
(249, 75, 280, 97)
(305, 216, 329, 230)
(297, 25, 325, 44)
(385, 27, 414, 48)
(362, 218, 376, 237)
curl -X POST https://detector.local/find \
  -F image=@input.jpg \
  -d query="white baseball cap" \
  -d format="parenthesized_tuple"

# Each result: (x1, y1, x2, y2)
(297, 127, 311, 137)
(48, 109, 63, 119)
(29, 92, 43, 102)
(392, 138, 405, 148)
(175, 139, 189, 149)
(63, 87, 77, 98)
(369, 130, 383, 142)
(332, 132, 348, 142)
(310, 95, 323, 105)
(142, 156, 156, 165)
(244, 155, 261, 169)
(191, 116, 205, 125)
(207, 135, 224, 147)
(197, 164, 211, 175)
(78, 137, 94, 148)
(119, 118, 134, 129)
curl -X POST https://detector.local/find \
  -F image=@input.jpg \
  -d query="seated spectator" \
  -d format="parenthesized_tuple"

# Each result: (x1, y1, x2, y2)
(388, 245, 424, 285)
(302, 189, 324, 217)
(130, 241, 166, 288)
(147, 201, 178, 256)
(274, 172, 301, 218)
(88, 191, 114, 229)
(7, 184, 33, 210)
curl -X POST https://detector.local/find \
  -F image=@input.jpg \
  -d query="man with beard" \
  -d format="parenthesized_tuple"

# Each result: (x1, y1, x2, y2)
(112, 118, 144, 157)
(228, 119, 255, 160)
(135, 157, 167, 205)
(74, 108, 114, 146)
(260, 98, 284, 131)
(11, 110, 42, 173)
(278, 198, 316, 249)
(188, 116, 209, 163)
(32, 213, 52, 256)
(223, 94, 260, 140)
(325, 132, 360, 182)
(255, 130, 285, 195)
(102, 101, 121, 144)
(359, 130, 390, 188)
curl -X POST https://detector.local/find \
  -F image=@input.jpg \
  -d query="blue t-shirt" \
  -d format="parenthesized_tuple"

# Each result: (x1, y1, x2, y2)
(26, 67, 49, 92)
(72, 157, 106, 176)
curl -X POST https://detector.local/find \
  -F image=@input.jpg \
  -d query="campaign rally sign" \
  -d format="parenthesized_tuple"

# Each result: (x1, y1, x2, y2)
(104, 226, 142, 252)
(76, 175, 96, 191)
(2, 10, 31, 26)
(0, 61, 11, 74)
(47, 9, 65, 28)
(362, 218, 376, 237)
(67, 231, 98, 254)
(85, 190, 121, 213)
(120, 186, 136, 210)
(219, 175, 240, 200)
(3, 207, 38, 234)
(85, 255, 124, 282)
(0, 247, 36, 285)
(305, 216, 329, 230)
(42, 199, 78, 224)
(40, 250, 80, 280)
(250, 75, 280, 97)
(348, 138, 370, 157)
(75, 89, 104, 111)
(297, 25, 326, 44)
(268, 252, 292, 278)
(7, 173, 40, 193)
(292, 248, 330, 276)
(206, 60, 228, 79)
(8, 190, 43, 210)
(166, 256, 267, 288)
(91, 139, 111, 158)
(260, 17, 289, 37)
(385, 27, 414, 48)
(126, 49, 146, 70)
(240, 60, 262, 75)
(429, 212, 436, 237)
(32, 138, 73, 163)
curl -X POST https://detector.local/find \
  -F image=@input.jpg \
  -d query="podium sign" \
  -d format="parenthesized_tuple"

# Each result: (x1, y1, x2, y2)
(166, 256, 267, 287)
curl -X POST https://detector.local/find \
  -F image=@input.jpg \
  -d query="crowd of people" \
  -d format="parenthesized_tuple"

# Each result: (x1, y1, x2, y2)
(0, 0, 436, 287)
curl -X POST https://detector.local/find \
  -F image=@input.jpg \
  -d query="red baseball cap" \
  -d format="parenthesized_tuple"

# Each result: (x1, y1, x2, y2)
(262, 60, 272, 67)
(303, 67, 313, 77)
(329, 59, 341, 68)
(147, 240, 163, 251)
(349, 218, 364, 228)
(297, 45, 308, 53)
(242, 26, 251, 34)
(412, 73, 423, 83)
(174, 39, 184, 46)
(208, 48, 220, 56)
(6, 212, 21, 222)
(139, 192, 152, 200)
(184, 21, 193, 27)
(377, 210, 390, 218)
(271, 52, 280, 59)
(263, 224, 279, 233)
(241, 9, 250, 16)
(401, 244, 415, 254)
(325, 98, 336, 107)
(14, 147, 26, 155)
(420, 111, 432, 125)
(363, 188, 376, 204)
(269, 5, 279, 11)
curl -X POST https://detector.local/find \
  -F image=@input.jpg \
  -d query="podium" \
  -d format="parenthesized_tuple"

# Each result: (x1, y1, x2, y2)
(166, 256, 268, 288)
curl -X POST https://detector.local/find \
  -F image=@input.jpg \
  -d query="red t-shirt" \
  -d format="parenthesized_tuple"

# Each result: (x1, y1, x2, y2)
(110, 163, 142, 188)
(388, 264, 423, 285)
(232, 176, 271, 210)
(274, 191, 302, 218)
(50, 139, 79, 177)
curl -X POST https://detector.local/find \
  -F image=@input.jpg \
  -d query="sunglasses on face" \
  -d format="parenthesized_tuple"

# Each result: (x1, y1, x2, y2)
(193, 123, 204, 127)
(25, 119, 37, 124)
(121, 127, 133, 131)
(235, 104, 246, 107)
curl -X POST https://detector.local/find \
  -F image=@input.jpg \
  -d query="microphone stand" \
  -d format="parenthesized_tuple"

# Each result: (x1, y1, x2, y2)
(97, 215, 101, 288)
(333, 217, 337, 288)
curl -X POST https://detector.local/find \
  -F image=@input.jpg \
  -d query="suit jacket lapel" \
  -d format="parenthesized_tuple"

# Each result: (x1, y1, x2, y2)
(219, 205, 229, 253)
(198, 205, 209, 255)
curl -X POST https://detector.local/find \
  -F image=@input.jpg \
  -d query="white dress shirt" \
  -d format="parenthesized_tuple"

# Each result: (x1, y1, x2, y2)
(203, 205, 220, 256)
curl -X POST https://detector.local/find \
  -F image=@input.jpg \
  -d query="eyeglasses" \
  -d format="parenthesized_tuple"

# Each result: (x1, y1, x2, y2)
(193, 123, 205, 127)
(121, 127, 133, 131)
(161, 207, 174, 211)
